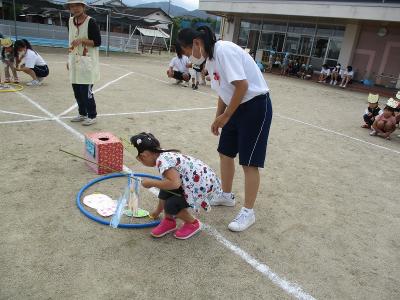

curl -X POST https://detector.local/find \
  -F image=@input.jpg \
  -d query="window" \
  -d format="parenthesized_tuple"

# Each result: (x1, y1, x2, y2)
(262, 21, 287, 33)
(284, 34, 300, 54)
(287, 23, 315, 35)
(312, 37, 328, 58)
(259, 32, 274, 50)
(272, 33, 285, 52)
(298, 36, 313, 56)
(238, 21, 250, 47)
(327, 39, 342, 60)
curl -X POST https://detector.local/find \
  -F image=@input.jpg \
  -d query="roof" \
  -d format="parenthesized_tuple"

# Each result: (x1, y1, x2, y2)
(136, 27, 170, 39)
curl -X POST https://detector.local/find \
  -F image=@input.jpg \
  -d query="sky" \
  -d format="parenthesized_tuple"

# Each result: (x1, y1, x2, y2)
(123, 0, 199, 11)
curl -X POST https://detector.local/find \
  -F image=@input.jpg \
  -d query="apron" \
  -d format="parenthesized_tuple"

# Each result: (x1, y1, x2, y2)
(68, 16, 100, 84)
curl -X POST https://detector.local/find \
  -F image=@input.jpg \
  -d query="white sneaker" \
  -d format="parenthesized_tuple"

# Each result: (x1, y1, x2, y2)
(175, 80, 182, 85)
(82, 118, 97, 126)
(228, 207, 255, 232)
(210, 192, 235, 206)
(26, 80, 41, 86)
(330, 80, 333, 85)
(369, 130, 377, 136)
(70, 115, 87, 122)
(334, 81, 337, 85)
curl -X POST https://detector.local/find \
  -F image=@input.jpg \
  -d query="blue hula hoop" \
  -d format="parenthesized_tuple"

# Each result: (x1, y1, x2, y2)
(76, 173, 162, 228)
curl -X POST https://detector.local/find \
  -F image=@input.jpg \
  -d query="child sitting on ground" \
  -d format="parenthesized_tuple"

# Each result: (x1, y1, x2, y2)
(1, 38, 19, 84)
(318, 64, 330, 83)
(362, 93, 382, 129)
(167, 43, 191, 85)
(330, 64, 341, 85)
(130, 132, 227, 240)
(370, 98, 399, 140)
(340, 66, 354, 88)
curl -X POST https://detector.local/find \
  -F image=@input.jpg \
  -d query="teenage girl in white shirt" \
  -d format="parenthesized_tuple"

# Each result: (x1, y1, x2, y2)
(177, 26, 273, 232)
(167, 43, 191, 85)
(14, 39, 49, 86)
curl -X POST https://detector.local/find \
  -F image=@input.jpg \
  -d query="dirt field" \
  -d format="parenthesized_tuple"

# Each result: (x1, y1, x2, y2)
(1, 47, 399, 300)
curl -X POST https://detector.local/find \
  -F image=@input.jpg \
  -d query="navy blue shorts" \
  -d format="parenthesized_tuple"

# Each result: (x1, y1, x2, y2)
(218, 93, 273, 168)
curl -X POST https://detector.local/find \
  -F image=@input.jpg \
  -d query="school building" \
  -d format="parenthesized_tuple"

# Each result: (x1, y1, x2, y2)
(200, 0, 400, 88)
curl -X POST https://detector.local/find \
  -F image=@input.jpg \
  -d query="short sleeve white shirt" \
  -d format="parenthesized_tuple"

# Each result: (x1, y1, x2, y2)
(344, 70, 354, 77)
(321, 68, 331, 75)
(205, 41, 269, 105)
(169, 55, 189, 73)
(24, 49, 46, 69)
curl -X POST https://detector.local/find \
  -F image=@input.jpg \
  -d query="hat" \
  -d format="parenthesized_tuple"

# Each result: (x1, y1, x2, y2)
(0, 38, 12, 47)
(64, 0, 86, 7)
(396, 91, 400, 100)
(386, 98, 399, 109)
(130, 132, 161, 154)
(367, 93, 379, 104)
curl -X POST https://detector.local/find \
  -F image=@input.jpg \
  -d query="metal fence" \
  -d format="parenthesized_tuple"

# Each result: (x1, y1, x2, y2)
(0, 20, 140, 53)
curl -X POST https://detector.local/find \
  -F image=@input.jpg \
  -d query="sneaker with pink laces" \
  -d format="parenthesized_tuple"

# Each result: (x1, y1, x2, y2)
(174, 219, 202, 240)
(151, 217, 177, 238)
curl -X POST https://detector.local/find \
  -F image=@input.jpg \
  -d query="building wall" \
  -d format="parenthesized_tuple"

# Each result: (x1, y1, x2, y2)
(200, 1, 400, 22)
(352, 22, 400, 87)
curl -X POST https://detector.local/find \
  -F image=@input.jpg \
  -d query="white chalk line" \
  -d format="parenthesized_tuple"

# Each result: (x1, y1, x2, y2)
(56, 72, 134, 118)
(0, 107, 217, 125)
(0, 118, 53, 124)
(16, 92, 85, 142)
(0, 109, 47, 119)
(14, 90, 317, 300)
(145, 186, 316, 300)
(105, 64, 400, 156)
(275, 113, 400, 155)
(62, 107, 216, 118)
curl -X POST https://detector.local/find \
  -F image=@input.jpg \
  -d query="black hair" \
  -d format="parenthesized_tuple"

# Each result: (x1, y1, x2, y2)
(384, 105, 395, 112)
(130, 132, 180, 155)
(177, 25, 216, 60)
(175, 42, 183, 59)
(347, 66, 353, 72)
(13, 39, 33, 58)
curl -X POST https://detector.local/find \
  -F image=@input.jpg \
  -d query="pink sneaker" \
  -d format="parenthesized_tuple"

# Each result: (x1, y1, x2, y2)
(174, 219, 202, 240)
(151, 217, 177, 238)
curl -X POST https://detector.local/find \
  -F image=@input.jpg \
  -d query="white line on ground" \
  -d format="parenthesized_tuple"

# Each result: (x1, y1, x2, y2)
(0, 109, 47, 119)
(14, 90, 317, 300)
(145, 187, 316, 300)
(0, 118, 53, 125)
(275, 113, 400, 155)
(56, 72, 134, 118)
(61, 107, 216, 118)
(16, 92, 85, 141)
(105, 64, 400, 156)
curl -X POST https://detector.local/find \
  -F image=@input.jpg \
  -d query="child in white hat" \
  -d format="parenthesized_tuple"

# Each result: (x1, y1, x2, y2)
(362, 93, 382, 129)
(370, 98, 399, 140)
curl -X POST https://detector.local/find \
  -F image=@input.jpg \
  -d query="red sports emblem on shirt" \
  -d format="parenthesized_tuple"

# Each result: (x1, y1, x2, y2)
(213, 72, 220, 81)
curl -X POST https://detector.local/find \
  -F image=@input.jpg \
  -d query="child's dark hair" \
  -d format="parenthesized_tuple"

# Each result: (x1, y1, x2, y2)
(322, 64, 328, 69)
(130, 132, 180, 154)
(177, 25, 216, 60)
(384, 105, 395, 113)
(13, 39, 33, 57)
(175, 42, 183, 59)
(347, 66, 353, 72)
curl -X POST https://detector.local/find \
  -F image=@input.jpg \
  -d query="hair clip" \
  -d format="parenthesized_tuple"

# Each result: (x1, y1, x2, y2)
(136, 138, 142, 145)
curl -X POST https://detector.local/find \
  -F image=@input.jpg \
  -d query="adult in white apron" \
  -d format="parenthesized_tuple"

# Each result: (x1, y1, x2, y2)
(65, 0, 101, 126)
(178, 26, 273, 232)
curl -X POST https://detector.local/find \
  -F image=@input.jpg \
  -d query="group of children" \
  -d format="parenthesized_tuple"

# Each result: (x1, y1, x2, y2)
(362, 91, 400, 140)
(0, 37, 49, 87)
(318, 63, 354, 88)
(167, 44, 207, 90)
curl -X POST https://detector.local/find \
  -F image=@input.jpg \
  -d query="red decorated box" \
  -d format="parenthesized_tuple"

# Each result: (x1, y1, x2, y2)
(84, 132, 123, 175)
